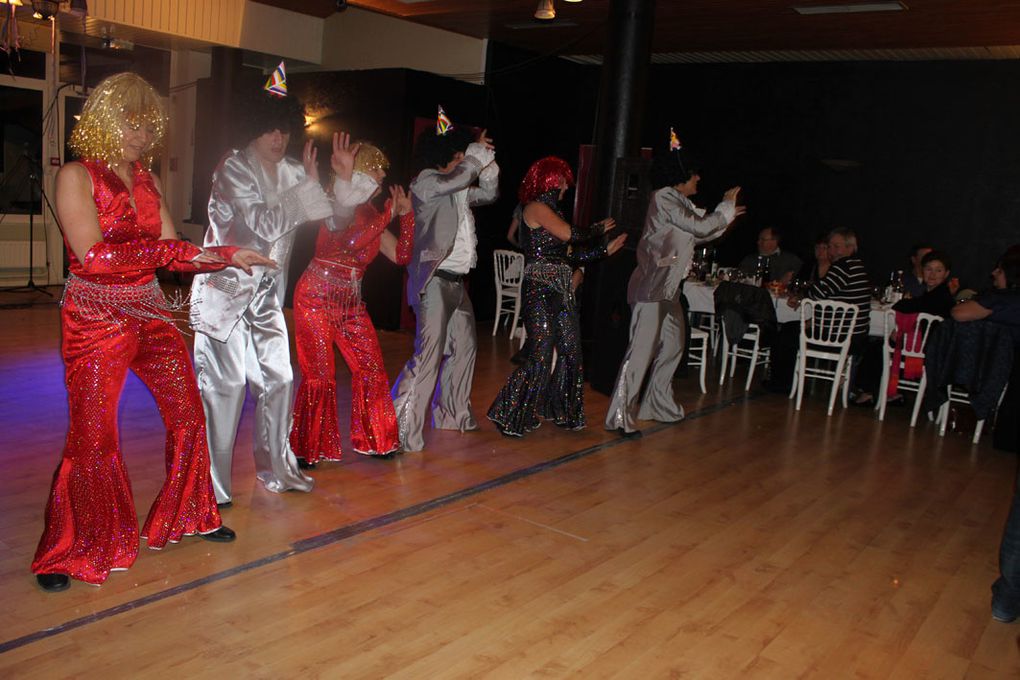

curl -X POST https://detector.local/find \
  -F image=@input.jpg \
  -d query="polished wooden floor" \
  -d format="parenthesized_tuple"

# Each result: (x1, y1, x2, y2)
(0, 287, 1018, 679)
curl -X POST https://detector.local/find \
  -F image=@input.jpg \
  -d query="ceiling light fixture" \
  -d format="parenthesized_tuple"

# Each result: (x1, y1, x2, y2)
(792, 2, 906, 15)
(534, 0, 555, 20)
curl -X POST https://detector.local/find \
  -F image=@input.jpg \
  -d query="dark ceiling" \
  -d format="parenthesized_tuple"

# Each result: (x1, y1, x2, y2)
(252, 1, 1020, 59)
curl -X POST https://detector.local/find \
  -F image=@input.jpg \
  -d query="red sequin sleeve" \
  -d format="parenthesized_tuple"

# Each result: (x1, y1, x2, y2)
(395, 211, 415, 266)
(339, 201, 395, 254)
(166, 245, 240, 273)
(80, 238, 203, 275)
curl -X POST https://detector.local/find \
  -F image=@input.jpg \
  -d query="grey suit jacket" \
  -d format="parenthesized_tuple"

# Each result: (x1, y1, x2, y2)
(627, 187, 735, 305)
(405, 151, 499, 302)
(190, 146, 355, 342)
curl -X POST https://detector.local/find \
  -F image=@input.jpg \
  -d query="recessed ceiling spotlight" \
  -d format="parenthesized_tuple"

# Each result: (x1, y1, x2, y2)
(792, 2, 907, 15)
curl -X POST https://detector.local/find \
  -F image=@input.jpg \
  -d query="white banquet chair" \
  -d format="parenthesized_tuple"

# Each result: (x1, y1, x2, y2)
(875, 310, 941, 424)
(789, 299, 859, 416)
(492, 249, 524, 337)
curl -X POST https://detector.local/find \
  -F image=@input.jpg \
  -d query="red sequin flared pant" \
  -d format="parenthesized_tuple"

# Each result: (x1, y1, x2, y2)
(290, 265, 399, 461)
(32, 296, 221, 584)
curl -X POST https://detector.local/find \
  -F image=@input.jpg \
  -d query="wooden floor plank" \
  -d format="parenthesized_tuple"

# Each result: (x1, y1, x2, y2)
(0, 291, 1018, 678)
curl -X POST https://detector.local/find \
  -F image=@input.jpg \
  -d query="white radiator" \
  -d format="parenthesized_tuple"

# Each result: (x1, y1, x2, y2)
(0, 240, 49, 276)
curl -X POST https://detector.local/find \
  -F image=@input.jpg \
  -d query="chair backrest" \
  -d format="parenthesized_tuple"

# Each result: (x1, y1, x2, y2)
(903, 312, 941, 358)
(799, 299, 859, 349)
(493, 249, 524, 289)
(880, 309, 941, 359)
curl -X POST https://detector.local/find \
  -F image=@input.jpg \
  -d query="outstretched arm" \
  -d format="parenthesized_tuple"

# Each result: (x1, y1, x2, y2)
(660, 186, 743, 244)
(522, 201, 616, 244)
(215, 153, 332, 243)
(57, 163, 207, 275)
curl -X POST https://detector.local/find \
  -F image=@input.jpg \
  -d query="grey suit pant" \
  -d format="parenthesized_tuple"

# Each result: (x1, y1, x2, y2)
(193, 277, 313, 503)
(604, 299, 686, 434)
(391, 277, 478, 452)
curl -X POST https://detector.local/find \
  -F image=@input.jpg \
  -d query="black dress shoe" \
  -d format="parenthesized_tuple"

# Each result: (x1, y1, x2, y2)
(296, 457, 316, 470)
(216, 500, 232, 509)
(200, 526, 236, 543)
(36, 573, 70, 592)
(617, 428, 643, 440)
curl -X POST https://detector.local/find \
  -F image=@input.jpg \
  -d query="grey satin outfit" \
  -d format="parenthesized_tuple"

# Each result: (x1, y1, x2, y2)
(391, 148, 498, 452)
(190, 146, 357, 502)
(605, 187, 735, 433)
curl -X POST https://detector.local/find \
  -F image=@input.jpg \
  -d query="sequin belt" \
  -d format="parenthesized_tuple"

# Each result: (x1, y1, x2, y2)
(61, 274, 186, 325)
(524, 261, 573, 306)
(307, 258, 363, 322)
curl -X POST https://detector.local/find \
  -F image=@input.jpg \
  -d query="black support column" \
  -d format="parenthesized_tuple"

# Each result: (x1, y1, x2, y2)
(585, 0, 656, 395)
(591, 0, 656, 217)
(190, 47, 244, 224)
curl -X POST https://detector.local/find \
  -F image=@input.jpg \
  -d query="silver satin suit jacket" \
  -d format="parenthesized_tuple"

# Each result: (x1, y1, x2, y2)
(627, 186, 736, 305)
(190, 147, 360, 341)
(405, 145, 498, 303)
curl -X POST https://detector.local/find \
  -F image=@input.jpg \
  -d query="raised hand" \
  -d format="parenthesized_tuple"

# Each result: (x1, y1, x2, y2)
(476, 128, 494, 150)
(723, 186, 741, 203)
(231, 248, 278, 274)
(600, 217, 617, 234)
(330, 131, 361, 182)
(606, 233, 627, 256)
(389, 185, 412, 216)
(302, 139, 319, 184)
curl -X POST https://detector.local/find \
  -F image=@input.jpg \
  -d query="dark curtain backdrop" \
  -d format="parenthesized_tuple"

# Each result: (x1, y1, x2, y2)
(638, 60, 1020, 290)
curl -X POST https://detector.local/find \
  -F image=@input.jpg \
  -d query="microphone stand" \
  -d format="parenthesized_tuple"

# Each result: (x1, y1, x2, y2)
(0, 153, 58, 299)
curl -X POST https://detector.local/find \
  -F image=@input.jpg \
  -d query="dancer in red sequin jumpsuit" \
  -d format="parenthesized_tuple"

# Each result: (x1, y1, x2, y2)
(31, 73, 273, 591)
(291, 145, 415, 461)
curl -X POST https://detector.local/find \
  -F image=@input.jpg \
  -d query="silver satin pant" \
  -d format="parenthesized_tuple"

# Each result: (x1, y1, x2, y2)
(391, 277, 478, 452)
(605, 299, 686, 433)
(193, 277, 313, 503)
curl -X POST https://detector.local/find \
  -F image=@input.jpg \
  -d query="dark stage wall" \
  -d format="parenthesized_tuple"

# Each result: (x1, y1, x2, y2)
(639, 60, 1020, 290)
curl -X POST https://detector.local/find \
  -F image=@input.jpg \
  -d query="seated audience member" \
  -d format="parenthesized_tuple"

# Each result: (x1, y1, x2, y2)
(961, 247, 1020, 624)
(901, 243, 934, 299)
(801, 233, 832, 283)
(766, 227, 870, 392)
(952, 246, 1020, 339)
(804, 227, 872, 344)
(738, 226, 802, 285)
(851, 250, 955, 407)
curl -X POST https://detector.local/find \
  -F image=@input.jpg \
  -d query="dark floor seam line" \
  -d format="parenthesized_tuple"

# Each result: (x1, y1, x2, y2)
(0, 390, 760, 655)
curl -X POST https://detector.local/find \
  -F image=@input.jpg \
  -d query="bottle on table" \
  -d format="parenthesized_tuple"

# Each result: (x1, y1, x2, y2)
(884, 270, 905, 304)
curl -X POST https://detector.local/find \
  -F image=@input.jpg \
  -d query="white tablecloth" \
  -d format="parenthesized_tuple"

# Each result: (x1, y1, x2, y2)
(683, 281, 889, 336)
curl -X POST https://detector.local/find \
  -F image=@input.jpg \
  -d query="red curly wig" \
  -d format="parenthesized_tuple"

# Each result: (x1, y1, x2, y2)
(518, 156, 575, 204)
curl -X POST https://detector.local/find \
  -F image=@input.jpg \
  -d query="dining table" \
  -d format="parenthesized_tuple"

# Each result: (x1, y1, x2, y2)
(683, 280, 890, 336)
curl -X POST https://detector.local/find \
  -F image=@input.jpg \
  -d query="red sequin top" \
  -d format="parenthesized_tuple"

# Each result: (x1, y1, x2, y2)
(312, 199, 415, 273)
(68, 160, 166, 286)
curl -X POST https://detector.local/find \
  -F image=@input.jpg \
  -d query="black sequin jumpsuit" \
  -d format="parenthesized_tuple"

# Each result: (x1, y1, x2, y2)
(487, 195, 608, 436)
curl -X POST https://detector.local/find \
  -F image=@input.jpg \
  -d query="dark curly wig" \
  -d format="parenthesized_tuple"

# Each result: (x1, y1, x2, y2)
(518, 156, 574, 204)
(414, 126, 474, 171)
(232, 83, 306, 147)
(651, 148, 700, 189)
